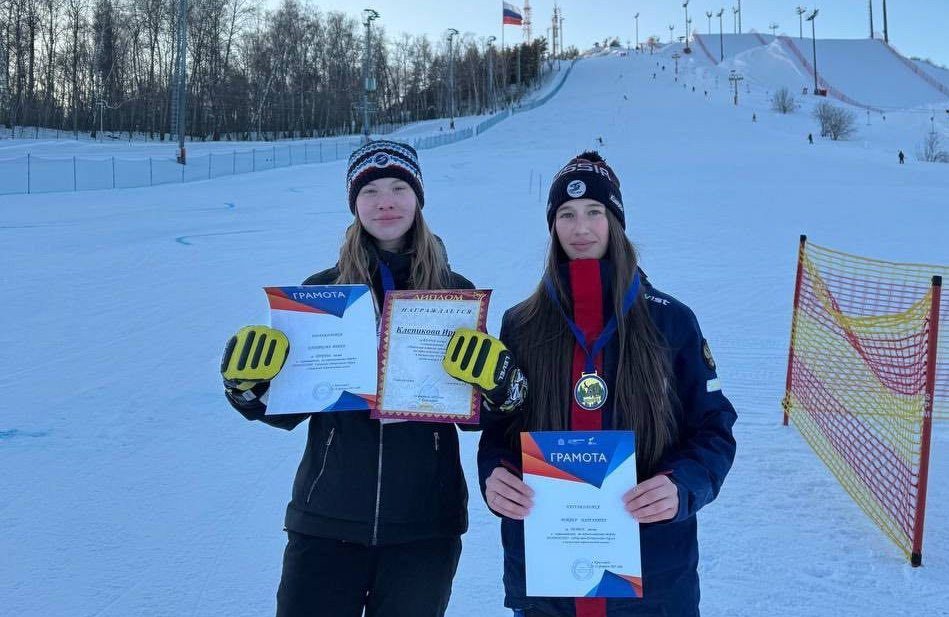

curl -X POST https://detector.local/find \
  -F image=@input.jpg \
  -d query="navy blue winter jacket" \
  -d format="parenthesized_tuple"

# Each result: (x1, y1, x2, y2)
(477, 262, 737, 617)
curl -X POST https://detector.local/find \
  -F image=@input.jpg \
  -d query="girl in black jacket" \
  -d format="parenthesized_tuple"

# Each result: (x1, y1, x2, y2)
(445, 152, 737, 617)
(221, 140, 474, 617)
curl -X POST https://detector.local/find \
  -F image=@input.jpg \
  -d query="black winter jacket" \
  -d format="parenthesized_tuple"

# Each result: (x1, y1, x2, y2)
(226, 248, 476, 545)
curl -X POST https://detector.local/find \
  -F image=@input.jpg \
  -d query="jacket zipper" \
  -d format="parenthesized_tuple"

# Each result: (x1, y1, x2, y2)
(371, 422, 384, 545)
(305, 428, 335, 504)
(434, 431, 440, 451)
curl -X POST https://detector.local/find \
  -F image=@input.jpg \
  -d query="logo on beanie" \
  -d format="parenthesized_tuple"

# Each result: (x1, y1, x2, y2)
(373, 153, 391, 167)
(566, 180, 587, 198)
(609, 194, 624, 211)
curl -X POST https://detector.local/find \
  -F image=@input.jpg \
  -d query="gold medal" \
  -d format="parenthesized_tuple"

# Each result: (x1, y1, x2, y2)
(574, 372, 608, 411)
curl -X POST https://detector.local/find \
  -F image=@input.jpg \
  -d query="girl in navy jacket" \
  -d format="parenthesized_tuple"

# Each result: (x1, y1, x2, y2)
(446, 152, 736, 617)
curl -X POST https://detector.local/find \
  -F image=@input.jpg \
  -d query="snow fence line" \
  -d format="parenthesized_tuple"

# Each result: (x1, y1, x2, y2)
(1, 60, 578, 196)
(879, 41, 949, 98)
(691, 33, 720, 65)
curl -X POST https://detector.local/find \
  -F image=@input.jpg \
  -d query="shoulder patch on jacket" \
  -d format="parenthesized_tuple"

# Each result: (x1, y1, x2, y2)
(702, 338, 716, 371)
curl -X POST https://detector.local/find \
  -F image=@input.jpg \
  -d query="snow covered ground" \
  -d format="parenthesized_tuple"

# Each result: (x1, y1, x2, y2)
(2, 50, 948, 617)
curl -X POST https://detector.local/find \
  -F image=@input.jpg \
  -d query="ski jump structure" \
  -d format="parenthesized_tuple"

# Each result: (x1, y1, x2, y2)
(691, 33, 948, 112)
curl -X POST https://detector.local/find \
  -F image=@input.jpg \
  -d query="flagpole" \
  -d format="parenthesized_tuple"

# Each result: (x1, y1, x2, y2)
(501, 21, 506, 105)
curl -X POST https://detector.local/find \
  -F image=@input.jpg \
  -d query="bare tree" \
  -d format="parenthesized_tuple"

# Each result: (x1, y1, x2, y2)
(813, 101, 856, 141)
(2, 1, 551, 140)
(917, 130, 949, 163)
(770, 86, 798, 114)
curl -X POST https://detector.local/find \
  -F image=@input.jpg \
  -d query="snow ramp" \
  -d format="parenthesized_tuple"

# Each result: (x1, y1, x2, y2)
(777, 37, 949, 109)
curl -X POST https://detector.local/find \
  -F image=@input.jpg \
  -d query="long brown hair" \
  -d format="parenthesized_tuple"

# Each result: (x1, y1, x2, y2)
(335, 205, 450, 290)
(508, 210, 677, 474)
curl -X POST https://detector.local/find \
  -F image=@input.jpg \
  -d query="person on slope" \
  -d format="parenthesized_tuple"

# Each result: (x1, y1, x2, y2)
(220, 140, 477, 617)
(444, 151, 737, 617)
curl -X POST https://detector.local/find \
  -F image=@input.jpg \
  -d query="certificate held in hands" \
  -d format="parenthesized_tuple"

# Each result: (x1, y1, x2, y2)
(264, 285, 377, 415)
(521, 430, 642, 598)
(373, 289, 491, 424)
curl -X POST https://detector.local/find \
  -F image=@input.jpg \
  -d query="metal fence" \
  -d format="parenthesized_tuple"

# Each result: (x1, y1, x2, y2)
(0, 139, 362, 195)
(0, 59, 578, 196)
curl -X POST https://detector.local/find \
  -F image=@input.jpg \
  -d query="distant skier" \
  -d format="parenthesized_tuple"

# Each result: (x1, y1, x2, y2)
(898, 150, 905, 164)
(808, 133, 814, 144)
(692, 86, 696, 92)
(752, 113, 757, 122)
(652, 72, 657, 79)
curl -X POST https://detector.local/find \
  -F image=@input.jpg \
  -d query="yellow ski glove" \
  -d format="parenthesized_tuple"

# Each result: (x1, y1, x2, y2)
(221, 325, 289, 391)
(442, 328, 526, 412)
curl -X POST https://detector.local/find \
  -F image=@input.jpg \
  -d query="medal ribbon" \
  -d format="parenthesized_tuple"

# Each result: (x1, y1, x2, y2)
(544, 270, 640, 375)
(378, 261, 395, 293)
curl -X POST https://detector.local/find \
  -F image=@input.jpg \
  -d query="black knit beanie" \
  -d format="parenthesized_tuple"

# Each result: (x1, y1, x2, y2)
(346, 140, 424, 212)
(546, 151, 625, 229)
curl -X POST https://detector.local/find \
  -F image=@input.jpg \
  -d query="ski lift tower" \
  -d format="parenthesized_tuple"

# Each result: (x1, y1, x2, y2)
(729, 69, 744, 105)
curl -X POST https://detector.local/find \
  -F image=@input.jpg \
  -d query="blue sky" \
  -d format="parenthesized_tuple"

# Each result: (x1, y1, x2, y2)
(290, 1, 948, 67)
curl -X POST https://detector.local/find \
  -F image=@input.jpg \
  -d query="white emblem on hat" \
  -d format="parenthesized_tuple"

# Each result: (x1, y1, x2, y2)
(566, 180, 586, 198)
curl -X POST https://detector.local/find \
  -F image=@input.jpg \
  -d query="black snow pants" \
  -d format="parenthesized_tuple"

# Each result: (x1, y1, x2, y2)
(276, 531, 462, 617)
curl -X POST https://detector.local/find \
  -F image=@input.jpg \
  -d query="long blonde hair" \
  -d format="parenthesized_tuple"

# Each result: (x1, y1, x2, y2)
(335, 206, 450, 291)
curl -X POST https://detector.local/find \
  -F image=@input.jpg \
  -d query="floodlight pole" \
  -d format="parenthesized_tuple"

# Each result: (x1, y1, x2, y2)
(175, 0, 188, 164)
(634, 13, 640, 49)
(717, 9, 725, 61)
(447, 28, 459, 129)
(361, 8, 380, 143)
(807, 9, 819, 95)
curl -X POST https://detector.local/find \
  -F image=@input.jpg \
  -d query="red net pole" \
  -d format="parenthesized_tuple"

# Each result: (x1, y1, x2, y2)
(784, 234, 807, 426)
(911, 275, 941, 567)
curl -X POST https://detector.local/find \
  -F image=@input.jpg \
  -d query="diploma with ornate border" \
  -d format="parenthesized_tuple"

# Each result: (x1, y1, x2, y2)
(373, 289, 491, 424)
(264, 285, 378, 415)
(521, 431, 642, 598)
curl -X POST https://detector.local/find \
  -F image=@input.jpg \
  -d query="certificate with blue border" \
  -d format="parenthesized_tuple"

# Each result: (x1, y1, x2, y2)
(264, 285, 377, 414)
(521, 431, 642, 598)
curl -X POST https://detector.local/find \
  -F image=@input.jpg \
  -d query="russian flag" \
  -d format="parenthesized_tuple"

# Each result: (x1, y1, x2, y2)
(503, 1, 523, 26)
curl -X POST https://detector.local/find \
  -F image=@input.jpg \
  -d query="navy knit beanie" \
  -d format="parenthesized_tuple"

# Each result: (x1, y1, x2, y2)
(346, 140, 424, 212)
(547, 151, 624, 229)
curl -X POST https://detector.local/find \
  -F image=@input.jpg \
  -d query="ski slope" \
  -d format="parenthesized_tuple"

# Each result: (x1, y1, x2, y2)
(665, 33, 949, 111)
(688, 33, 776, 66)
(2, 51, 948, 617)
(912, 58, 949, 90)
(776, 37, 949, 109)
